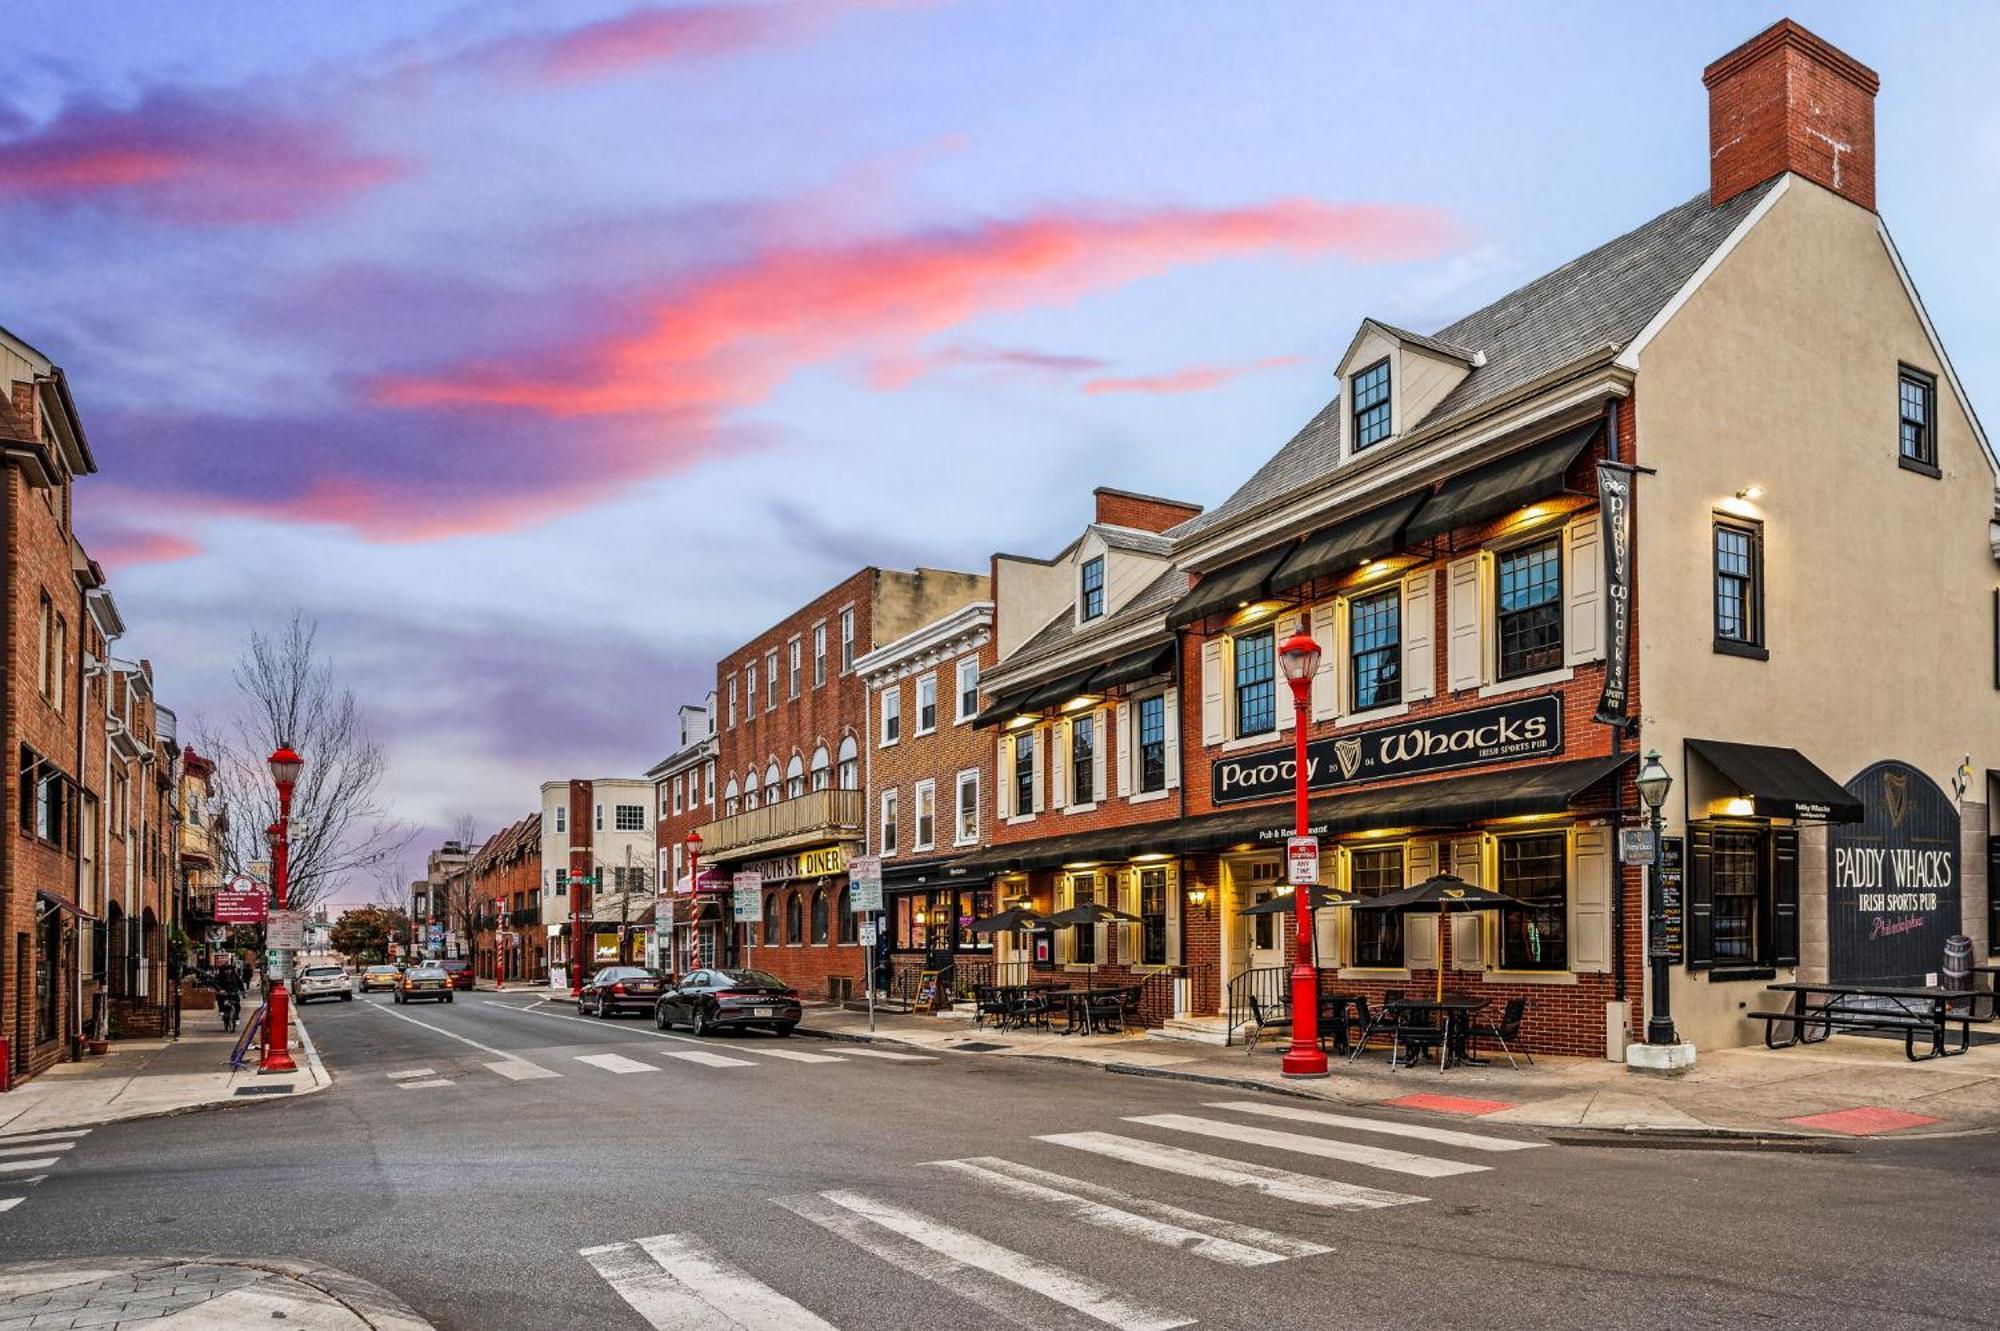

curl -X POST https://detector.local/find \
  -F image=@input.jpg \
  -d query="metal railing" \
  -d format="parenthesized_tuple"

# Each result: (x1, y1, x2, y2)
(691, 788, 863, 858)
(1224, 965, 1292, 1047)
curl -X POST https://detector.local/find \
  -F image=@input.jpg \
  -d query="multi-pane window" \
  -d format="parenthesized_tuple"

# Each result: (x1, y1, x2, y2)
(837, 737, 859, 790)
(916, 675, 937, 734)
(727, 675, 738, 728)
(1071, 714, 1095, 804)
(785, 758, 804, 799)
(1351, 358, 1392, 449)
(788, 640, 801, 698)
(1233, 629, 1276, 736)
(1137, 694, 1166, 793)
(956, 770, 979, 844)
(555, 869, 568, 897)
(763, 896, 779, 946)
(914, 779, 936, 850)
(1497, 833, 1567, 970)
(765, 651, 778, 709)
(786, 893, 803, 945)
(881, 687, 901, 745)
(1014, 731, 1035, 815)
(1899, 367, 1936, 469)
(1711, 829, 1765, 963)
(1070, 874, 1097, 964)
(1496, 538, 1563, 680)
(671, 778, 683, 816)
(837, 887, 856, 944)
(1350, 847, 1405, 967)
(554, 806, 566, 833)
(811, 890, 829, 945)
(1139, 867, 1169, 966)
(1079, 556, 1105, 621)
(880, 789, 898, 855)
(614, 804, 645, 832)
(839, 609, 855, 672)
(956, 657, 979, 723)
(810, 746, 830, 792)
(1349, 588, 1401, 711)
(724, 778, 740, 816)
(1714, 519, 1763, 648)
(745, 663, 757, 713)
(813, 624, 827, 686)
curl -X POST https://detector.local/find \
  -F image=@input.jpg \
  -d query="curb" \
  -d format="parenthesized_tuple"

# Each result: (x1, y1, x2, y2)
(0, 1256, 434, 1330)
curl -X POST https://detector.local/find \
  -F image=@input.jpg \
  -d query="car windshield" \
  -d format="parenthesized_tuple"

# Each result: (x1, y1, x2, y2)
(408, 968, 445, 977)
(434, 960, 467, 971)
(596, 968, 663, 982)
(716, 970, 786, 989)
(303, 966, 344, 977)
(365, 966, 398, 974)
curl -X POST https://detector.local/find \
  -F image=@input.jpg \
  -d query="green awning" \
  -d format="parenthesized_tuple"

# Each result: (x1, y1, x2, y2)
(1403, 419, 1599, 545)
(1271, 491, 1426, 594)
(1167, 545, 1292, 628)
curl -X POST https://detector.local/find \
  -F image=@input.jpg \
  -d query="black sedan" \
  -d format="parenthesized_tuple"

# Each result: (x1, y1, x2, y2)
(655, 968, 802, 1037)
(580, 966, 670, 1018)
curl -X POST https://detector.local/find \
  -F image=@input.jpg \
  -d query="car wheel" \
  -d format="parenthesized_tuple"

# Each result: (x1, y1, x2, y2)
(654, 1004, 669, 1030)
(342, 993, 353, 1002)
(773, 1023, 797, 1038)
(445, 995, 454, 1003)
(690, 1007, 709, 1037)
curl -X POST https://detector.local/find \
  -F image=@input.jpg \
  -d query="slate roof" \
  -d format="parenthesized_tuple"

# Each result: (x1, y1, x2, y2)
(1172, 179, 1780, 540)
(1008, 565, 1187, 671)
(1093, 524, 1175, 557)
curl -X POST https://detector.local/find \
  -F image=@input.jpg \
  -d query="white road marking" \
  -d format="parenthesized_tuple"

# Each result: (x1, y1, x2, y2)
(658, 1051, 757, 1069)
(577, 1053, 658, 1075)
(778, 1190, 1192, 1331)
(745, 1048, 845, 1064)
(0, 1143, 75, 1159)
(1126, 1113, 1489, 1179)
(484, 999, 904, 1066)
(932, 1157, 1312, 1266)
(364, 1000, 563, 1082)
(836, 1048, 934, 1062)
(384, 1068, 438, 1081)
(0, 1130, 88, 1146)
(580, 1232, 843, 1331)
(932, 1151, 1328, 1255)
(0, 1198, 21, 1213)
(1204, 1101, 1546, 1152)
(485, 1060, 562, 1081)
(0, 1159, 60, 1175)
(1040, 1132, 1425, 1211)
(396, 1079, 454, 1089)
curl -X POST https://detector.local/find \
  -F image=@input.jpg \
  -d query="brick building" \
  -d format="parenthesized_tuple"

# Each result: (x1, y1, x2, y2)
(691, 566, 985, 1000)
(647, 697, 717, 972)
(538, 777, 656, 980)
(470, 814, 541, 983)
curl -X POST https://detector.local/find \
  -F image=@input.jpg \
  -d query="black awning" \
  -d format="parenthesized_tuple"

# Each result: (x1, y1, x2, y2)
(972, 693, 1027, 728)
(882, 856, 978, 888)
(1271, 491, 1427, 594)
(1087, 642, 1176, 693)
(1403, 419, 1600, 545)
(951, 822, 1170, 877)
(1685, 739, 1863, 823)
(1017, 667, 1100, 712)
(1168, 545, 1292, 628)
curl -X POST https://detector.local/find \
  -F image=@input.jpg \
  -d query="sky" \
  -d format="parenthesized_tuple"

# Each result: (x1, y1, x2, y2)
(6, 1, 1997, 905)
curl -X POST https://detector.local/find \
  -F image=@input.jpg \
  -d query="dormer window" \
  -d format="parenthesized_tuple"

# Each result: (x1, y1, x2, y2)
(1079, 556, 1105, 621)
(1351, 358, 1392, 449)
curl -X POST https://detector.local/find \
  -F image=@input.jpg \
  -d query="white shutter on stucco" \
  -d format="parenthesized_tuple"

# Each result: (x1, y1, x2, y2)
(1449, 837, 1487, 970)
(1031, 729, 1046, 814)
(1163, 688, 1181, 790)
(1403, 840, 1438, 969)
(1569, 823, 1612, 973)
(1309, 603, 1339, 721)
(1446, 556, 1483, 692)
(995, 735, 1013, 821)
(1403, 569, 1436, 702)
(1200, 640, 1226, 744)
(1091, 710, 1108, 805)
(1115, 701, 1132, 797)
(1565, 515, 1603, 667)
(1049, 719, 1068, 810)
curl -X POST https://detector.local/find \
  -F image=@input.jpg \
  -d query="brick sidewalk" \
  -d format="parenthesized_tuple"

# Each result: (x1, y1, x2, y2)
(0, 1257, 431, 1329)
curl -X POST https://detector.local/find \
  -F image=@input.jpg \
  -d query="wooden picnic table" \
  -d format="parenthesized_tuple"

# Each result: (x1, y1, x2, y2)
(1754, 981, 1977, 1061)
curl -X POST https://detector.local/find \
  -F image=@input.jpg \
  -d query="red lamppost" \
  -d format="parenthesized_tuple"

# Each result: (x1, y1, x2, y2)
(683, 830, 702, 973)
(1276, 625, 1328, 1079)
(493, 895, 506, 990)
(260, 745, 303, 1075)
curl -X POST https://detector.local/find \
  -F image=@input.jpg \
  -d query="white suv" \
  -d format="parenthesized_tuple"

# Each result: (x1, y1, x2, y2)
(294, 964, 353, 1004)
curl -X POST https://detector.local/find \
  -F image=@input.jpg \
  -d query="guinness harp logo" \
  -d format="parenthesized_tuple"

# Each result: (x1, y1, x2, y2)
(1883, 770, 1910, 828)
(1334, 738, 1364, 780)
(1442, 888, 1466, 900)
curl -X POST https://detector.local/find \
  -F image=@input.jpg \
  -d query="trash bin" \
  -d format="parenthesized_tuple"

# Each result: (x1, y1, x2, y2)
(1942, 934, 1972, 993)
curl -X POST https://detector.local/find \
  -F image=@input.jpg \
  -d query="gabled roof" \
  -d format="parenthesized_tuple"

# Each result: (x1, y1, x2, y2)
(1008, 565, 1185, 666)
(1171, 178, 1783, 540)
(1091, 523, 1175, 558)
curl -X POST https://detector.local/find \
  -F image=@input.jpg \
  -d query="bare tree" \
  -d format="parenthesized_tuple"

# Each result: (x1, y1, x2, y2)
(199, 613, 412, 915)
(449, 812, 478, 850)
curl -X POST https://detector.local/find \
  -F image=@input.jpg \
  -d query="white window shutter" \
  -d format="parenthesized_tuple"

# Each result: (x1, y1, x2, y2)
(995, 735, 1012, 821)
(1565, 515, 1603, 666)
(1049, 719, 1068, 810)
(1403, 569, 1436, 702)
(1091, 710, 1108, 805)
(1569, 824, 1612, 973)
(1403, 840, 1438, 968)
(1309, 603, 1339, 721)
(1274, 623, 1295, 731)
(1031, 729, 1046, 814)
(1446, 555, 1482, 692)
(1200, 640, 1226, 744)
(1165, 863, 1182, 967)
(1163, 688, 1181, 790)
(1449, 836, 1486, 970)
(1114, 701, 1132, 798)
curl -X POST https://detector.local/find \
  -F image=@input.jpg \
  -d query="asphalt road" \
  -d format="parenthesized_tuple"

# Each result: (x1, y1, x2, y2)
(3, 991, 1993, 1330)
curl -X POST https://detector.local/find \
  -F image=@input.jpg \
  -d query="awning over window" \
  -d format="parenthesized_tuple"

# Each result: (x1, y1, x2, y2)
(1087, 642, 1176, 693)
(1403, 419, 1600, 545)
(1016, 667, 1100, 713)
(971, 694, 1026, 728)
(1685, 739, 1863, 823)
(1167, 545, 1294, 628)
(1271, 491, 1427, 594)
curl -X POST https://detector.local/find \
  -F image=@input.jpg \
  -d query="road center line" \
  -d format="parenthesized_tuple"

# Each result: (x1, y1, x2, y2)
(362, 997, 549, 1074)
(479, 997, 814, 1062)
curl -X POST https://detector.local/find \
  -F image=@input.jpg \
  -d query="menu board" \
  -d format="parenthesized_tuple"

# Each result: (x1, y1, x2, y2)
(1656, 836, 1684, 964)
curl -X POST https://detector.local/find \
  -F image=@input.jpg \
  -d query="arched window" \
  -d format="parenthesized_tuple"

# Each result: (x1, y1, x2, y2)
(786, 754, 805, 799)
(742, 770, 759, 811)
(836, 734, 859, 790)
(764, 761, 781, 804)
(723, 776, 740, 816)
(786, 892, 803, 944)
(811, 890, 829, 944)
(809, 744, 831, 792)
(762, 894, 778, 945)
(837, 886, 856, 943)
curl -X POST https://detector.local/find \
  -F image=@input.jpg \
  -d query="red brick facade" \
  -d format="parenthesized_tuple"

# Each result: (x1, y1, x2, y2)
(471, 814, 542, 983)
(1706, 18, 1878, 211)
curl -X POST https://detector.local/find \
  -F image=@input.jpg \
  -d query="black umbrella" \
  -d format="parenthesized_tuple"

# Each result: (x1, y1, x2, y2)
(966, 906, 1049, 935)
(1237, 884, 1358, 916)
(1043, 902, 1141, 987)
(1352, 872, 1519, 1000)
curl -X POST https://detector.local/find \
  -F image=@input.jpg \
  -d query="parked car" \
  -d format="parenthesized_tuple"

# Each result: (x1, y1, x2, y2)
(579, 966, 669, 1018)
(655, 968, 801, 1037)
(294, 964, 353, 1004)
(359, 964, 401, 993)
(432, 958, 474, 991)
(394, 964, 453, 1004)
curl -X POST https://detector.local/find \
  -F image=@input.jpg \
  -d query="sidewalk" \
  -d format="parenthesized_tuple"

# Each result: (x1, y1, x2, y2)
(0, 1256, 431, 1329)
(799, 1004, 2000, 1140)
(0, 1010, 329, 1137)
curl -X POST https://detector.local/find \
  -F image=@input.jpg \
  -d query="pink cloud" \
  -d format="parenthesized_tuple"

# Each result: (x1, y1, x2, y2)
(79, 521, 202, 572)
(868, 343, 1109, 390)
(1083, 354, 1308, 396)
(0, 90, 403, 224)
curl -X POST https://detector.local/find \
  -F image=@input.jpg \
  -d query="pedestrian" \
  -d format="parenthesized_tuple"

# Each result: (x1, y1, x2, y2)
(212, 962, 245, 1033)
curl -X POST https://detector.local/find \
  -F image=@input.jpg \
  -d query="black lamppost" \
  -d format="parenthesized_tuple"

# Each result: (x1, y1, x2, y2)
(1635, 748, 1677, 1046)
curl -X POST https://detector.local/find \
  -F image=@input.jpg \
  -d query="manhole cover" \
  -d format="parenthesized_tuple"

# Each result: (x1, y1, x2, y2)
(233, 1085, 295, 1096)
(954, 1042, 1011, 1053)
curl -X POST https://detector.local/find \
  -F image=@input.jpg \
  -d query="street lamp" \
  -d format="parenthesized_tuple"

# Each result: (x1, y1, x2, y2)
(1635, 748, 1677, 1046)
(683, 831, 702, 973)
(494, 895, 507, 990)
(1276, 622, 1327, 1079)
(259, 745, 302, 1075)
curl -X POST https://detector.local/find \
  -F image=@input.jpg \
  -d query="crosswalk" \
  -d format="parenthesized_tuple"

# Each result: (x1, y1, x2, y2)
(378, 1040, 936, 1089)
(577, 1099, 1546, 1328)
(0, 1126, 91, 1218)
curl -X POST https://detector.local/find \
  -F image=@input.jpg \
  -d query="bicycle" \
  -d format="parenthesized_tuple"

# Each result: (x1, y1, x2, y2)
(217, 990, 242, 1033)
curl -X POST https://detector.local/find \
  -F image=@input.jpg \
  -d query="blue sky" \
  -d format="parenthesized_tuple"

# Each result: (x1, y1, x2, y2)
(5, 1, 1995, 899)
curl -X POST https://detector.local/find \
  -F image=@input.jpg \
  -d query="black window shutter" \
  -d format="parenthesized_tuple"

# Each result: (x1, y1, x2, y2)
(1686, 824, 1714, 969)
(1772, 828, 1799, 967)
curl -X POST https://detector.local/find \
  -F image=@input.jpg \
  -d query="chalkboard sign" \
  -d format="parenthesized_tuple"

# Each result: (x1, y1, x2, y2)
(914, 969, 945, 1014)
(1657, 836, 1684, 964)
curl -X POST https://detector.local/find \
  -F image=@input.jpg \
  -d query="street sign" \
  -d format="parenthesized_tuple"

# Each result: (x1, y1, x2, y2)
(655, 900, 674, 931)
(850, 855, 883, 913)
(732, 873, 763, 924)
(205, 926, 228, 944)
(859, 920, 878, 948)
(213, 886, 269, 924)
(266, 948, 294, 980)
(1619, 827, 1658, 866)
(267, 910, 305, 949)
(1286, 835, 1320, 887)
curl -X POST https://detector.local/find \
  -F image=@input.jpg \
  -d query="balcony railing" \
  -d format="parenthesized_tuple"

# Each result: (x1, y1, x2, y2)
(692, 788, 864, 859)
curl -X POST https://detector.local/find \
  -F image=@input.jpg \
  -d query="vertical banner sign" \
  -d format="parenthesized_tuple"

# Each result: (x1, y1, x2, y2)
(1594, 461, 1634, 724)
(731, 872, 764, 924)
(1656, 836, 1684, 964)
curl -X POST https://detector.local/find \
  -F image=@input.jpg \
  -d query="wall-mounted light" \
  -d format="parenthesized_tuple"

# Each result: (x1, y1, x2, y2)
(1735, 485, 1764, 501)
(1061, 694, 1103, 713)
(1724, 796, 1754, 817)
(1063, 861, 1100, 871)
(1186, 885, 1211, 908)
(1005, 714, 1038, 730)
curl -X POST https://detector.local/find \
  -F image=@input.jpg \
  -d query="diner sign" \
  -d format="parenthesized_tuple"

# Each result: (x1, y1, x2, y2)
(745, 844, 850, 883)
(1827, 760, 1960, 989)
(1594, 461, 1634, 724)
(1210, 696, 1563, 805)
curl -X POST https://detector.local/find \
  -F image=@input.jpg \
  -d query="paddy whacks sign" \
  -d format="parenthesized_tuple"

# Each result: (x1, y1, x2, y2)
(1827, 761, 1960, 989)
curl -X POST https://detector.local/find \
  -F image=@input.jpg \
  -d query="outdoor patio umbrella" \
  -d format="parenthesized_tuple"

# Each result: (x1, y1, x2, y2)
(1351, 872, 1521, 1001)
(1043, 901, 1141, 987)
(965, 906, 1049, 935)
(1236, 884, 1358, 915)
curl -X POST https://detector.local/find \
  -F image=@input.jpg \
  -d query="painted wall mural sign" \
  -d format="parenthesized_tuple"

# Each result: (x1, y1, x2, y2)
(1210, 695, 1564, 806)
(1826, 761, 1961, 989)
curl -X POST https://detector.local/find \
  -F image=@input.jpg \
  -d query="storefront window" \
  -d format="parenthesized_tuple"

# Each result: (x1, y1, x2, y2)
(762, 894, 778, 946)
(1139, 868, 1168, 966)
(785, 892, 803, 944)
(837, 887, 856, 944)
(36, 907, 59, 1044)
(1070, 875, 1097, 964)
(1350, 847, 1404, 967)
(1497, 833, 1567, 969)
(811, 890, 829, 944)
(958, 888, 994, 952)
(1711, 829, 1765, 963)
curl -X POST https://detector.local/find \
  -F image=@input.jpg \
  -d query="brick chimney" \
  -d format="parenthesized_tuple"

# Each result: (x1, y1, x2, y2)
(1093, 486, 1202, 534)
(1705, 19, 1879, 211)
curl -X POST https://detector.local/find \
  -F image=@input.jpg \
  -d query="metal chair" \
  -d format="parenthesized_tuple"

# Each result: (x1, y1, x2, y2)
(1244, 995, 1292, 1056)
(1390, 1004, 1447, 1072)
(1467, 996, 1532, 1069)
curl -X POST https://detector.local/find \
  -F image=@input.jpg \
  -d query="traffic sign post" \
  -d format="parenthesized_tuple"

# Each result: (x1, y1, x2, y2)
(1287, 835, 1320, 887)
